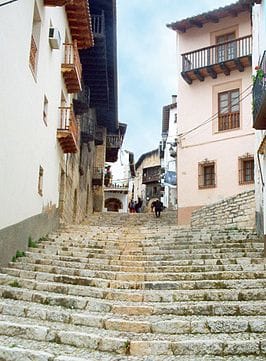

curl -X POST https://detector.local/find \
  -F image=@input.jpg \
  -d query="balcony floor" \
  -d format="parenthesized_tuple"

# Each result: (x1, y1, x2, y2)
(182, 55, 251, 84)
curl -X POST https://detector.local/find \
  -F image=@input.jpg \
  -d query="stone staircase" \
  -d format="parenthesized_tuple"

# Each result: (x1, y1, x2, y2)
(0, 211, 265, 360)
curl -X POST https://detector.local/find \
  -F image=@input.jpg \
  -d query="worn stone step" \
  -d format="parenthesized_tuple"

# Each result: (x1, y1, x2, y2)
(24, 250, 264, 267)
(4, 264, 266, 283)
(0, 318, 264, 357)
(0, 298, 266, 335)
(1, 283, 266, 317)
(18, 252, 266, 270)
(1, 268, 265, 292)
(0, 341, 265, 361)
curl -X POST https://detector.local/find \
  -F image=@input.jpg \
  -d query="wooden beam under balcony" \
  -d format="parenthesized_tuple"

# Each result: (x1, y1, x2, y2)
(57, 107, 79, 153)
(61, 41, 82, 93)
(44, 0, 69, 5)
(181, 35, 252, 84)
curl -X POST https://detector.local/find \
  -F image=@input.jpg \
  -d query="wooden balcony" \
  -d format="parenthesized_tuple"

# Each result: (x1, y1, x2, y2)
(57, 106, 79, 153)
(106, 135, 123, 149)
(44, 0, 70, 5)
(61, 41, 82, 93)
(253, 50, 266, 130)
(142, 166, 161, 184)
(181, 35, 252, 84)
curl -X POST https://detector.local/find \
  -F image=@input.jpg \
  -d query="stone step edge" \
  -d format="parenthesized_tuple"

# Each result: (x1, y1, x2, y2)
(0, 320, 265, 357)
(1, 299, 266, 335)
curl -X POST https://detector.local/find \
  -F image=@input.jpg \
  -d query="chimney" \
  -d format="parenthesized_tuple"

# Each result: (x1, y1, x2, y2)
(172, 95, 177, 104)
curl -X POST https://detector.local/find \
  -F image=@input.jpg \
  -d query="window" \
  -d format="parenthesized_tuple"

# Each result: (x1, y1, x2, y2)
(38, 166, 44, 196)
(43, 95, 48, 126)
(199, 161, 216, 189)
(216, 32, 236, 62)
(218, 89, 240, 131)
(29, 3, 41, 77)
(239, 156, 254, 184)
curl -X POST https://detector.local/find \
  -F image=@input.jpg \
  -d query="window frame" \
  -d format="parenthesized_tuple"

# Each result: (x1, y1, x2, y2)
(198, 160, 216, 189)
(218, 88, 240, 131)
(239, 156, 254, 185)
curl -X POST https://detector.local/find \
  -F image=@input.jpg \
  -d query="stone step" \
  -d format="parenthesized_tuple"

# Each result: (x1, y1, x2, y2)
(25, 248, 264, 261)
(19, 251, 266, 269)
(0, 318, 264, 357)
(0, 340, 265, 361)
(1, 284, 266, 316)
(1, 268, 265, 291)
(3, 264, 266, 284)
(1, 298, 266, 335)
(13, 257, 266, 274)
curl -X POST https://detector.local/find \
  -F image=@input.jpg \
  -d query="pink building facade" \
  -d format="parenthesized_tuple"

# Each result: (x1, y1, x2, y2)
(168, 1, 257, 225)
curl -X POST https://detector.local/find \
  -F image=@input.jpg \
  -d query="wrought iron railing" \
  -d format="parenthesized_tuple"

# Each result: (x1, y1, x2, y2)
(253, 50, 266, 125)
(182, 35, 252, 72)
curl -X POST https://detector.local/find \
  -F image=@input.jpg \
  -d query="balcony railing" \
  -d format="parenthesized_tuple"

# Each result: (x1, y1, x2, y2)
(61, 40, 82, 93)
(92, 12, 105, 37)
(106, 135, 123, 148)
(57, 106, 79, 153)
(181, 35, 252, 84)
(29, 35, 37, 75)
(253, 50, 266, 129)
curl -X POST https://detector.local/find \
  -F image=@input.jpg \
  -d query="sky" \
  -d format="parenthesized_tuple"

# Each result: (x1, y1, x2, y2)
(116, 0, 235, 162)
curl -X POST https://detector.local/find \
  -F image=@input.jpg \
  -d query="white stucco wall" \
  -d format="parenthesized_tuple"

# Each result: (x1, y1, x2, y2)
(0, 0, 71, 229)
(175, 11, 255, 212)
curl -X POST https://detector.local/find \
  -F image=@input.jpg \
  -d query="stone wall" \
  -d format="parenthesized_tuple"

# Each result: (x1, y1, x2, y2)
(191, 190, 256, 230)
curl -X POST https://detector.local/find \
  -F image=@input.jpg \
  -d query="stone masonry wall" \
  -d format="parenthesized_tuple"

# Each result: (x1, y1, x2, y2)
(191, 190, 255, 230)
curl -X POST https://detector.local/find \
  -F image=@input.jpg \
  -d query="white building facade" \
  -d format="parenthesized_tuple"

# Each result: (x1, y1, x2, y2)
(168, 1, 256, 225)
(0, 0, 93, 264)
(161, 96, 178, 209)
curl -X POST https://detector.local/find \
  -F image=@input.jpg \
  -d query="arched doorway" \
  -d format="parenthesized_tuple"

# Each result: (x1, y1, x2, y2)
(105, 198, 122, 212)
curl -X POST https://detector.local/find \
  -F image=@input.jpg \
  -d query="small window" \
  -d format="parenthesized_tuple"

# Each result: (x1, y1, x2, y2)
(43, 95, 48, 126)
(29, 2, 41, 77)
(239, 156, 254, 185)
(38, 166, 44, 196)
(199, 161, 216, 189)
(218, 89, 240, 131)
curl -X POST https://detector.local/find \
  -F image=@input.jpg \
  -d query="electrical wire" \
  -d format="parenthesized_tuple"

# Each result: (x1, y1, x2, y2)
(0, 0, 18, 7)
(178, 83, 253, 140)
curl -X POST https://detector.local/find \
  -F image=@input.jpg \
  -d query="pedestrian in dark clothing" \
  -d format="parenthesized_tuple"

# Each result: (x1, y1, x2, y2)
(154, 199, 163, 218)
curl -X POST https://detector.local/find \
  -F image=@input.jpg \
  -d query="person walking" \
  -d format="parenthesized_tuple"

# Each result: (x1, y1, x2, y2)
(154, 199, 163, 218)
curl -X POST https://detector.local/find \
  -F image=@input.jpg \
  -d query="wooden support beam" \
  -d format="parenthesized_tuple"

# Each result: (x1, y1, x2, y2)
(194, 69, 204, 81)
(207, 66, 217, 79)
(181, 72, 192, 84)
(234, 59, 244, 72)
(220, 62, 230, 76)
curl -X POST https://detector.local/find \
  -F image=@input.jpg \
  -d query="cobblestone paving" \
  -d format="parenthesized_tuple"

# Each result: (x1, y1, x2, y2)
(0, 211, 265, 360)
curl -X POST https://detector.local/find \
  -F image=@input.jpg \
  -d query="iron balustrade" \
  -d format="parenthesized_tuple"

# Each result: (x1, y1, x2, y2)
(253, 50, 266, 127)
(182, 35, 252, 72)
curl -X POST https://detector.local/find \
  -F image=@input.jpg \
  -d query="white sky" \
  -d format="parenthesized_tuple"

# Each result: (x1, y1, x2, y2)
(116, 0, 235, 162)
